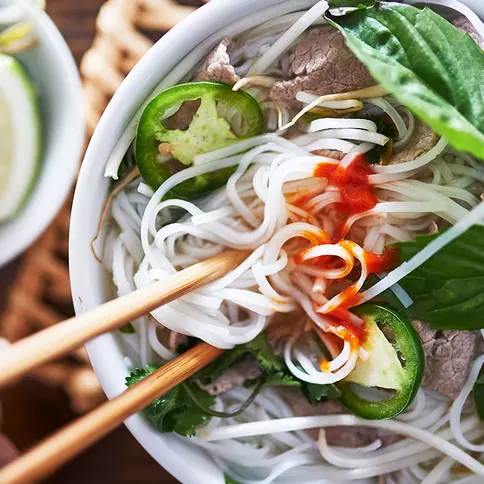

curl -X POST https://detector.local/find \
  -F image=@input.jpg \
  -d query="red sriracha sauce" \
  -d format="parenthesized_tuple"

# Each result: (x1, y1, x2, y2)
(314, 153, 378, 241)
(363, 245, 400, 274)
(313, 153, 377, 214)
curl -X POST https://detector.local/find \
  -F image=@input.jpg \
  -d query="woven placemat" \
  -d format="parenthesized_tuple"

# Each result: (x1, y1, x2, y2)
(0, 0, 203, 413)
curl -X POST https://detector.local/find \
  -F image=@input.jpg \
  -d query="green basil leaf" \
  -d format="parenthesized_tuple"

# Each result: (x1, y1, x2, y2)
(395, 226, 484, 329)
(328, 3, 484, 159)
(329, 0, 374, 9)
(474, 374, 484, 420)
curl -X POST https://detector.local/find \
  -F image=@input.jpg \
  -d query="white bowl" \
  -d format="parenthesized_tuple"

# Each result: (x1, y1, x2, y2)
(69, 1, 484, 483)
(0, 13, 84, 267)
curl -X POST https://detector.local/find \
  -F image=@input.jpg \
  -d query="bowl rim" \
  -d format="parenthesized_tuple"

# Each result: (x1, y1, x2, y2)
(69, 0, 484, 483)
(0, 12, 84, 267)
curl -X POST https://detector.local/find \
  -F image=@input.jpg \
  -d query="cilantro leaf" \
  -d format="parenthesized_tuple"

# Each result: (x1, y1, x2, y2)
(394, 226, 484, 329)
(302, 382, 342, 404)
(126, 366, 214, 437)
(197, 334, 283, 385)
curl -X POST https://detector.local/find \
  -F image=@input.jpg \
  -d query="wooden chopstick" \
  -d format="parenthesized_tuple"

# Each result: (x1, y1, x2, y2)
(0, 342, 224, 484)
(0, 250, 246, 389)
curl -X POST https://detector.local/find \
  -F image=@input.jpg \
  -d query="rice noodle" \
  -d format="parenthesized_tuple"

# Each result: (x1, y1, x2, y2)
(101, 2, 484, 482)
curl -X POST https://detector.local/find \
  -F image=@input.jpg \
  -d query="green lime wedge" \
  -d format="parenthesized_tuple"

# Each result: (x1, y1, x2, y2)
(0, 53, 41, 222)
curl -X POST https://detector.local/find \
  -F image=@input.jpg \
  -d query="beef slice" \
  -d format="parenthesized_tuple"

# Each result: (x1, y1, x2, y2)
(270, 26, 375, 108)
(391, 119, 438, 164)
(280, 387, 379, 447)
(196, 358, 262, 396)
(194, 38, 239, 85)
(412, 320, 479, 400)
(453, 15, 484, 48)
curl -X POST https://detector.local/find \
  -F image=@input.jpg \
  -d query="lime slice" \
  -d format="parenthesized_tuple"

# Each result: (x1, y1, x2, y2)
(0, 53, 41, 222)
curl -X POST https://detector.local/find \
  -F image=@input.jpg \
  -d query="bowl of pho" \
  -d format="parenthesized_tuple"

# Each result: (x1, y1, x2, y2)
(70, 0, 484, 482)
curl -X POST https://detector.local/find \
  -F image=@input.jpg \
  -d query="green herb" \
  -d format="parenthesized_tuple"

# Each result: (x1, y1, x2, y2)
(197, 334, 288, 385)
(365, 114, 397, 164)
(119, 323, 135, 334)
(474, 374, 484, 420)
(185, 376, 267, 418)
(127, 335, 342, 437)
(126, 366, 214, 437)
(225, 475, 242, 484)
(363, 274, 406, 311)
(394, 226, 484, 330)
(302, 381, 341, 404)
(329, 0, 374, 9)
(328, 3, 484, 159)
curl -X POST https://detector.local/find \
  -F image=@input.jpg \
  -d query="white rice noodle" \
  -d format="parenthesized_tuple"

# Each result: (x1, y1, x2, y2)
(284, 338, 358, 384)
(103, 0, 318, 178)
(360, 200, 484, 304)
(200, 415, 484, 477)
(248, 0, 329, 75)
(306, 128, 389, 146)
(372, 137, 448, 174)
(296, 91, 362, 110)
(450, 354, 484, 452)
(304, 138, 357, 153)
(366, 97, 407, 142)
(308, 118, 377, 133)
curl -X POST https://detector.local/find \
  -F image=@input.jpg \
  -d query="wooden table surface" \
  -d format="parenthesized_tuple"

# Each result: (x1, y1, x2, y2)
(0, 1, 179, 482)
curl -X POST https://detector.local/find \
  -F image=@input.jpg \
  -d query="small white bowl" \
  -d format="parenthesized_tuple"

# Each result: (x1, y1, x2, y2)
(0, 13, 84, 267)
(70, 1, 484, 483)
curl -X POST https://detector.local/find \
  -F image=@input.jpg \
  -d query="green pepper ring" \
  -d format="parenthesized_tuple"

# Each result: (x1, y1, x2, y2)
(135, 81, 264, 199)
(339, 303, 425, 420)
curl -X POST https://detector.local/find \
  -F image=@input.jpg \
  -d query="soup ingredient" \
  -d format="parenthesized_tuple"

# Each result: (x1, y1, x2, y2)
(390, 119, 438, 164)
(412, 320, 479, 400)
(281, 388, 379, 445)
(0, 54, 41, 222)
(473, 373, 484, 420)
(327, 3, 484, 159)
(196, 334, 300, 394)
(339, 304, 424, 419)
(453, 15, 484, 48)
(194, 38, 239, 85)
(270, 25, 374, 108)
(136, 81, 264, 197)
(395, 226, 484, 330)
(126, 365, 214, 437)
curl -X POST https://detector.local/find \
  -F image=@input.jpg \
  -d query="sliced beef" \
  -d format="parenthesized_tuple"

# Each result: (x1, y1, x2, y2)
(391, 119, 438, 164)
(196, 358, 262, 396)
(169, 331, 188, 354)
(453, 15, 484, 48)
(312, 149, 346, 161)
(412, 320, 479, 400)
(270, 26, 374, 108)
(280, 387, 379, 447)
(194, 38, 239, 85)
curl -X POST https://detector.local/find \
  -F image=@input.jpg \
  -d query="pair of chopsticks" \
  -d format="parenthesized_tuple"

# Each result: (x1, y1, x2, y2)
(0, 250, 247, 484)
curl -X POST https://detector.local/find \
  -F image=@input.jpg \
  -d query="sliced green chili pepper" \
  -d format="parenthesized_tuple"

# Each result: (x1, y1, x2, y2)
(135, 81, 264, 199)
(339, 303, 424, 420)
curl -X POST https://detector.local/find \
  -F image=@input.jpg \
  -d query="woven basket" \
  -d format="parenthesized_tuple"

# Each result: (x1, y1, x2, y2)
(0, 0, 203, 413)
